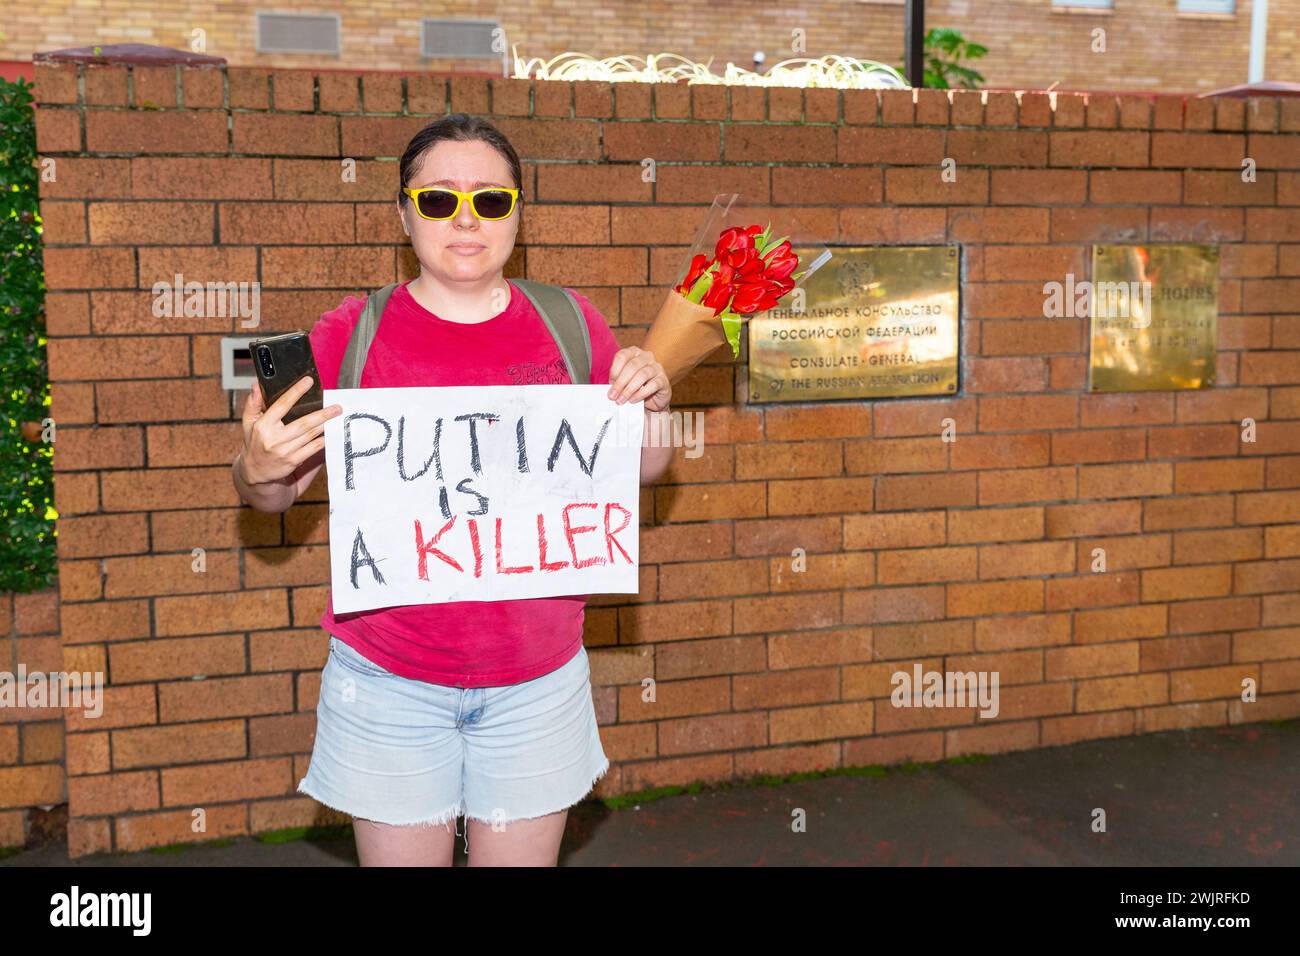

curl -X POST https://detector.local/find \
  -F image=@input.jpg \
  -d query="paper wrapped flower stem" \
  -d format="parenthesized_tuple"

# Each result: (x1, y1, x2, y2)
(640, 289, 730, 386)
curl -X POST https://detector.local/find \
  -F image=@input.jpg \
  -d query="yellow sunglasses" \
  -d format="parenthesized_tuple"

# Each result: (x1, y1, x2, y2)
(400, 186, 522, 221)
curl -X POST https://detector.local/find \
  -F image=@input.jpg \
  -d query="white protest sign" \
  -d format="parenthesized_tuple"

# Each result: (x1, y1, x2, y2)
(322, 385, 644, 613)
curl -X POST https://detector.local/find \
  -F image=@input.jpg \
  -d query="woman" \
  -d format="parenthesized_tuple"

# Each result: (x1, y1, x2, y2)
(231, 114, 674, 866)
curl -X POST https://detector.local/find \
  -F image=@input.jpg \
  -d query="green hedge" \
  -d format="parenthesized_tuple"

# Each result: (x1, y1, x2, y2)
(0, 76, 55, 593)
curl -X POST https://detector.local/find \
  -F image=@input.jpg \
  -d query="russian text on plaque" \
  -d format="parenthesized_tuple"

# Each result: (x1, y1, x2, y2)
(748, 245, 960, 402)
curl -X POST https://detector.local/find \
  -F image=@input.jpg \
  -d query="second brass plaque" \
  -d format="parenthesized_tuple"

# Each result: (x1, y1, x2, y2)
(1088, 244, 1218, 392)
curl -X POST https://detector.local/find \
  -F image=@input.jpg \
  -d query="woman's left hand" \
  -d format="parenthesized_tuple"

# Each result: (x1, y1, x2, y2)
(607, 346, 671, 412)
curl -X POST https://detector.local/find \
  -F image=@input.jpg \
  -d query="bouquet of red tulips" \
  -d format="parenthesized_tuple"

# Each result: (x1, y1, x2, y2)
(642, 194, 829, 386)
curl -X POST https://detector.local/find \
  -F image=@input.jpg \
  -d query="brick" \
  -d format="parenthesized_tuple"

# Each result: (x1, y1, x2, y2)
(82, 64, 128, 105)
(1172, 664, 1259, 702)
(158, 674, 293, 723)
(979, 540, 1075, 579)
(603, 122, 721, 163)
(102, 552, 240, 598)
(875, 619, 972, 658)
(42, 248, 136, 291)
(844, 511, 946, 550)
(659, 711, 766, 754)
(771, 703, 872, 744)
(60, 685, 156, 734)
(35, 61, 79, 104)
(1152, 133, 1246, 169)
(243, 546, 329, 589)
(733, 516, 841, 557)
(53, 426, 144, 471)
(733, 592, 840, 634)
(1141, 634, 1231, 671)
(979, 466, 1076, 505)
(837, 127, 944, 165)
(974, 612, 1071, 651)
(949, 506, 1044, 543)
(1045, 570, 1140, 610)
(658, 558, 767, 601)
(146, 423, 242, 467)
(60, 599, 150, 644)
(114, 803, 248, 852)
(877, 547, 976, 585)
(56, 513, 148, 559)
(767, 477, 873, 517)
(233, 114, 338, 156)
(979, 395, 1077, 431)
(154, 589, 289, 637)
(160, 756, 292, 805)
(86, 111, 228, 153)
(97, 378, 229, 423)
(109, 634, 245, 685)
(68, 770, 158, 816)
(181, 66, 224, 109)
(49, 336, 187, 381)
(947, 579, 1043, 617)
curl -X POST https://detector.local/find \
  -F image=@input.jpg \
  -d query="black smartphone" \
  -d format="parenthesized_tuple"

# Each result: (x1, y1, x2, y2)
(248, 331, 324, 424)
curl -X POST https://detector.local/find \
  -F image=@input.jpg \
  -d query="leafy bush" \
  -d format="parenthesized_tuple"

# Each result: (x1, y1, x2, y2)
(0, 76, 55, 592)
(898, 28, 988, 90)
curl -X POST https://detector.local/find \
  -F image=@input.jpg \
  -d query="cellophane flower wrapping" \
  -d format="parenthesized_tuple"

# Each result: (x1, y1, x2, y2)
(641, 193, 831, 386)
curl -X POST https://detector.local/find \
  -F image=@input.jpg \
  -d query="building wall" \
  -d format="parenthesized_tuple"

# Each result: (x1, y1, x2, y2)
(4, 0, 1300, 93)
(29, 54, 1300, 856)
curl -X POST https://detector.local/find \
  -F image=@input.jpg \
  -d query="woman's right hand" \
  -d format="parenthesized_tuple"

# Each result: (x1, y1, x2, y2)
(237, 376, 342, 487)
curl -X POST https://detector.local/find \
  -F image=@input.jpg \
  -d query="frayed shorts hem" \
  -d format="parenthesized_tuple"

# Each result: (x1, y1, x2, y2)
(296, 777, 463, 829)
(461, 753, 612, 827)
(295, 753, 610, 830)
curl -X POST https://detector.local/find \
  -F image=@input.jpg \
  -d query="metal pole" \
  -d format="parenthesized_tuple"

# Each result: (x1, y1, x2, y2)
(904, 0, 926, 88)
(1248, 0, 1268, 82)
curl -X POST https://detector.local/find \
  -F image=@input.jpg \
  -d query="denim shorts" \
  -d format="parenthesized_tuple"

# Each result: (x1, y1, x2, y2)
(297, 635, 609, 832)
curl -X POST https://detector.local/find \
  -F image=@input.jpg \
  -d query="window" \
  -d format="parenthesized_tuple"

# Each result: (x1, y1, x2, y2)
(255, 12, 342, 55)
(1177, 0, 1235, 12)
(420, 19, 502, 59)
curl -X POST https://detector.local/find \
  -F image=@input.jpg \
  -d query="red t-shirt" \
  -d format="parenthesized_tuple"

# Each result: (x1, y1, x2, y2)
(308, 278, 624, 688)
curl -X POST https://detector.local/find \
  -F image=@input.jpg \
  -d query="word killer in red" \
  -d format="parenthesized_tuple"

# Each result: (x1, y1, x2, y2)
(412, 501, 633, 580)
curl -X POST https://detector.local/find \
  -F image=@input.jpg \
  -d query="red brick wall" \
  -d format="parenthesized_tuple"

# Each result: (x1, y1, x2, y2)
(30, 56, 1300, 857)
(0, 588, 65, 848)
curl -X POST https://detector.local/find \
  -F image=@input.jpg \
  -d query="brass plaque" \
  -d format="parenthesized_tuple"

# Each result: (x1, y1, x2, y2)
(1088, 244, 1218, 392)
(748, 245, 960, 402)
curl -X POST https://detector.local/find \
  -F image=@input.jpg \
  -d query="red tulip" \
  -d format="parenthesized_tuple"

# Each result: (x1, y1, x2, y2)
(700, 263, 735, 314)
(734, 251, 766, 278)
(676, 253, 710, 295)
(729, 283, 768, 314)
(714, 225, 762, 270)
(762, 240, 799, 281)
(732, 275, 793, 314)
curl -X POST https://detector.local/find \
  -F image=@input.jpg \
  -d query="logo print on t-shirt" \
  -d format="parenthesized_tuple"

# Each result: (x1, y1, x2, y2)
(506, 356, 567, 385)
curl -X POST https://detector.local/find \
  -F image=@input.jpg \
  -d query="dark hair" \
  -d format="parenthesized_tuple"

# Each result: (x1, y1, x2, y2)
(397, 114, 524, 207)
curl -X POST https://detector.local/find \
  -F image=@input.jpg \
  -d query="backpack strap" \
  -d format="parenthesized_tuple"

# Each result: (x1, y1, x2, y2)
(336, 278, 593, 389)
(337, 282, 400, 390)
(512, 278, 592, 386)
